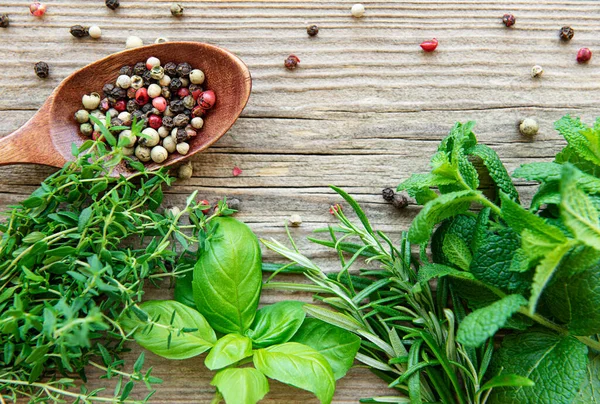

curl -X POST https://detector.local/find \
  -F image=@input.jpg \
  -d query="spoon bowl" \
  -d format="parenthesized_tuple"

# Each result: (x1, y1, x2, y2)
(0, 42, 251, 172)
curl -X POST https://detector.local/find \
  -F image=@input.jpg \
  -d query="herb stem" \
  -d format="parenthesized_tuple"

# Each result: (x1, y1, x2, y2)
(576, 336, 600, 352)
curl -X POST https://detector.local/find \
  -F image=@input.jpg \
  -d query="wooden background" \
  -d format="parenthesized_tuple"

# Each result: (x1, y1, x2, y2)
(1, 0, 600, 402)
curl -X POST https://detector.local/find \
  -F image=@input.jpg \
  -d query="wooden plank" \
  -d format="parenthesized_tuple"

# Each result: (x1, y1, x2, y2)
(1, 0, 599, 402)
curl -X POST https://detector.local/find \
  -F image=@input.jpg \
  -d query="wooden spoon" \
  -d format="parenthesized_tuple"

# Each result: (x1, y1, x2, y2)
(0, 42, 251, 172)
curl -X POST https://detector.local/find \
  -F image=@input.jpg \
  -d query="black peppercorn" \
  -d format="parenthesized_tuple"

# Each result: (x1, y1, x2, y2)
(105, 0, 120, 10)
(133, 62, 147, 76)
(559, 26, 574, 41)
(104, 84, 127, 100)
(126, 99, 139, 112)
(164, 62, 177, 77)
(103, 83, 115, 96)
(142, 70, 153, 86)
(189, 83, 203, 93)
(119, 65, 133, 76)
(169, 99, 185, 114)
(0, 14, 9, 28)
(502, 14, 515, 27)
(161, 86, 171, 99)
(228, 198, 241, 211)
(382, 188, 395, 202)
(110, 117, 124, 129)
(162, 116, 174, 129)
(176, 62, 192, 77)
(307, 25, 319, 36)
(391, 194, 408, 209)
(284, 55, 300, 70)
(70, 25, 89, 38)
(132, 110, 145, 121)
(34, 61, 49, 78)
(173, 114, 190, 127)
(175, 128, 189, 143)
(141, 103, 153, 114)
(169, 77, 183, 92)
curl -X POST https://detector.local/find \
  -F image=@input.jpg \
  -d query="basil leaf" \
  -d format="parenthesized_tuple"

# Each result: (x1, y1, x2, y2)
(246, 301, 305, 348)
(174, 271, 195, 309)
(290, 318, 361, 380)
(193, 217, 262, 334)
(210, 367, 269, 404)
(121, 300, 216, 359)
(205, 333, 253, 371)
(253, 342, 335, 404)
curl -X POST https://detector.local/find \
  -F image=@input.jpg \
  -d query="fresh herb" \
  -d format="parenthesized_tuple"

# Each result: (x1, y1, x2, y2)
(263, 116, 600, 403)
(123, 216, 360, 404)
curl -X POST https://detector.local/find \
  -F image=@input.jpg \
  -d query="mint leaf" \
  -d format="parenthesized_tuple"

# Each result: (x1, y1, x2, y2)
(555, 115, 600, 166)
(513, 162, 562, 183)
(431, 215, 477, 266)
(561, 165, 600, 249)
(397, 173, 458, 196)
(556, 145, 600, 176)
(409, 190, 480, 244)
(442, 233, 472, 271)
(211, 367, 269, 404)
(469, 144, 519, 201)
(417, 263, 475, 283)
(457, 295, 527, 347)
(489, 330, 588, 404)
(575, 354, 600, 404)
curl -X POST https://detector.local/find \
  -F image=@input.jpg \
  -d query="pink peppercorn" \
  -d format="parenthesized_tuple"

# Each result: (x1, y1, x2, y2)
(29, 2, 46, 17)
(199, 199, 210, 214)
(232, 166, 242, 177)
(198, 90, 215, 110)
(148, 114, 162, 129)
(191, 88, 203, 100)
(114, 100, 126, 112)
(100, 98, 110, 112)
(127, 87, 137, 99)
(135, 88, 149, 105)
(152, 96, 167, 112)
(420, 38, 438, 52)
(92, 131, 106, 143)
(329, 204, 342, 215)
(177, 88, 190, 98)
(577, 48, 592, 63)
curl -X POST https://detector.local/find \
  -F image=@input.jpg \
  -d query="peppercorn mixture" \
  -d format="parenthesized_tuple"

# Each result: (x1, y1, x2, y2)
(75, 57, 216, 164)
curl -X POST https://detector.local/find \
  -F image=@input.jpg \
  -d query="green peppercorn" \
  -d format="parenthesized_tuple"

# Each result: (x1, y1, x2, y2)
(80, 123, 93, 137)
(34, 61, 49, 78)
(70, 25, 89, 38)
(0, 14, 9, 28)
(170, 3, 184, 17)
(74, 109, 89, 123)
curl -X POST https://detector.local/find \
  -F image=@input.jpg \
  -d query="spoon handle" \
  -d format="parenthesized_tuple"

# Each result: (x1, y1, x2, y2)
(0, 104, 66, 168)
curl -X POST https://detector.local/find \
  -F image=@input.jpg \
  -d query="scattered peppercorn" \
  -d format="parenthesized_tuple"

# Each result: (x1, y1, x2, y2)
(502, 14, 515, 27)
(531, 65, 543, 78)
(420, 38, 438, 52)
(382, 188, 408, 209)
(577, 48, 592, 63)
(228, 198, 241, 211)
(89, 25, 102, 39)
(351, 3, 365, 18)
(0, 14, 9, 28)
(307, 25, 319, 37)
(34, 61, 49, 78)
(29, 2, 46, 17)
(70, 25, 89, 38)
(125, 36, 143, 49)
(105, 0, 119, 10)
(170, 3, 184, 16)
(177, 162, 193, 179)
(284, 54, 300, 70)
(519, 118, 539, 137)
(289, 214, 302, 226)
(382, 188, 395, 202)
(559, 26, 574, 41)
(232, 166, 243, 177)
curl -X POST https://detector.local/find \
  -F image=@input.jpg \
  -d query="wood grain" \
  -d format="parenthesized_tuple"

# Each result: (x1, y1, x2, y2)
(1, 0, 599, 402)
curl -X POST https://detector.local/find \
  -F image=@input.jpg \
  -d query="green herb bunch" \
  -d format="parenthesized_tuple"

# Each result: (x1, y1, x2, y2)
(263, 117, 600, 403)
(122, 217, 362, 404)
(0, 115, 229, 403)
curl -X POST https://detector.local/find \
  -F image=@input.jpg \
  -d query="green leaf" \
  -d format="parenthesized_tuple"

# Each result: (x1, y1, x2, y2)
(574, 354, 600, 404)
(290, 318, 361, 380)
(554, 115, 600, 166)
(513, 162, 562, 183)
(89, 181, 108, 195)
(210, 367, 269, 404)
(174, 271, 195, 309)
(489, 330, 588, 404)
(254, 342, 335, 404)
(417, 263, 474, 283)
(468, 144, 519, 201)
(457, 295, 527, 347)
(442, 233, 472, 271)
(245, 301, 305, 348)
(431, 214, 477, 266)
(560, 165, 600, 249)
(397, 173, 458, 196)
(204, 333, 253, 370)
(78, 207, 93, 233)
(409, 190, 480, 244)
(121, 300, 216, 359)
(528, 241, 574, 314)
(556, 145, 600, 176)
(477, 374, 534, 395)
(22, 232, 46, 244)
(193, 217, 262, 334)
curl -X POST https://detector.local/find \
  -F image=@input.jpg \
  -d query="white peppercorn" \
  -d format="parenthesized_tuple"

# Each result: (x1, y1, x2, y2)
(131, 75, 144, 90)
(80, 123, 93, 136)
(107, 108, 118, 119)
(150, 66, 164, 80)
(125, 36, 144, 49)
(119, 130, 136, 147)
(531, 65, 543, 78)
(177, 162, 193, 179)
(191, 117, 204, 129)
(146, 57, 160, 69)
(150, 145, 169, 163)
(170, 128, 178, 140)
(118, 111, 132, 126)
(122, 146, 135, 156)
(519, 118, 539, 137)
(158, 126, 170, 138)
(135, 145, 152, 162)
(74, 109, 89, 123)
(289, 214, 302, 226)
(176, 142, 190, 155)
(159, 74, 171, 87)
(351, 3, 365, 17)
(90, 110, 104, 119)
(163, 136, 177, 153)
(89, 25, 101, 39)
(147, 84, 162, 98)
(155, 37, 169, 44)
(140, 128, 160, 147)
(189, 69, 205, 84)
(82, 93, 101, 110)
(116, 75, 131, 89)
(185, 125, 197, 139)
